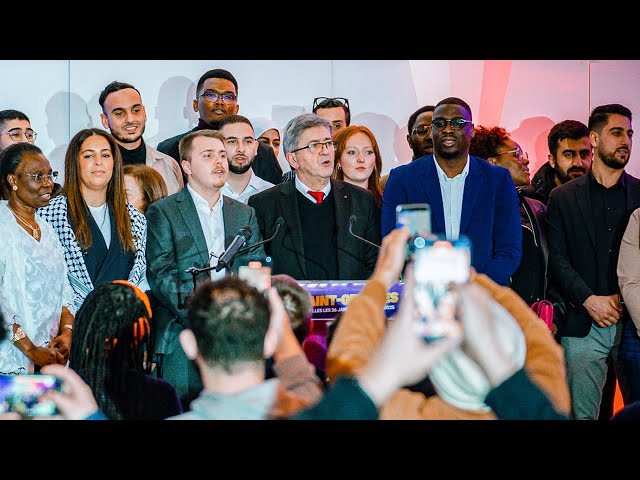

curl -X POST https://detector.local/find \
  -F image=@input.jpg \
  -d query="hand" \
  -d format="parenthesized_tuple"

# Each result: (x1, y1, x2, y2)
(458, 282, 519, 387)
(583, 294, 623, 327)
(371, 227, 410, 288)
(50, 329, 72, 363)
(41, 364, 100, 420)
(357, 264, 463, 407)
(28, 346, 65, 366)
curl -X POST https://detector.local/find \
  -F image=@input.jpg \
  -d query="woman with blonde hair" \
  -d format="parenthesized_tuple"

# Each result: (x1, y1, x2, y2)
(332, 125, 383, 208)
(39, 128, 148, 310)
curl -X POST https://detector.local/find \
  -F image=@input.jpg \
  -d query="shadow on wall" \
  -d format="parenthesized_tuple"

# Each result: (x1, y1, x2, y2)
(351, 112, 402, 176)
(46, 91, 93, 184)
(509, 116, 556, 177)
(393, 123, 413, 171)
(147, 76, 198, 149)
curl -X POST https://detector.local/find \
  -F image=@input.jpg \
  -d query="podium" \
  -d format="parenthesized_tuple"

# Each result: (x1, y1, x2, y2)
(297, 280, 405, 321)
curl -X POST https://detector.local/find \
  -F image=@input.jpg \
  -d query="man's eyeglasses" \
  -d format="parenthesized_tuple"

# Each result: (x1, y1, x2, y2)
(411, 125, 432, 137)
(197, 91, 237, 103)
(1, 130, 37, 142)
(291, 140, 336, 154)
(431, 118, 472, 131)
(494, 147, 528, 162)
(21, 171, 58, 184)
(312, 97, 350, 111)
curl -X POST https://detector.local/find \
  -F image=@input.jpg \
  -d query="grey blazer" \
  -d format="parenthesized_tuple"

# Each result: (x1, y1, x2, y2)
(146, 187, 265, 354)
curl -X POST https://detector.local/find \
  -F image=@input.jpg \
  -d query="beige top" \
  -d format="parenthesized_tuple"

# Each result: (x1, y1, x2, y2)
(618, 207, 640, 336)
(145, 144, 184, 195)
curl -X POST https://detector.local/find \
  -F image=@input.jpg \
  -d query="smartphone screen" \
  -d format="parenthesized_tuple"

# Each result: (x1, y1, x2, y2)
(238, 260, 272, 292)
(412, 236, 471, 342)
(396, 204, 432, 256)
(0, 374, 61, 417)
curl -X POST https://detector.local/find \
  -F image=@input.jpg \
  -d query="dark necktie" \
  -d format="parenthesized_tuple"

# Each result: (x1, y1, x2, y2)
(307, 190, 325, 204)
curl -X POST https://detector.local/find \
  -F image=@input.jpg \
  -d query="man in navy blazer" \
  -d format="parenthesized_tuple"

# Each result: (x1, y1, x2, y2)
(381, 97, 521, 286)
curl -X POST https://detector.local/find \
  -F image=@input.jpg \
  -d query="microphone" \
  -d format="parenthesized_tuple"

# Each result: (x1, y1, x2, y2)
(348, 215, 380, 249)
(236, 217, 285, 256)
(215, 226, 253, 272)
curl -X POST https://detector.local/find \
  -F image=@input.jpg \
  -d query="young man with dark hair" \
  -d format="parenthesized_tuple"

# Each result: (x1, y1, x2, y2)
(531, 119, 592, 204)
(546, 103, 640, 419)
(157, 69, 282, 185)
(99, 81, 184, 195)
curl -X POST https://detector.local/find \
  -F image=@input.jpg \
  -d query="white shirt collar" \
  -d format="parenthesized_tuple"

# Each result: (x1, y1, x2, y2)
(295, 175, 332, 203)
(433, 155, 470, 181)
(187, 183, 223, 212)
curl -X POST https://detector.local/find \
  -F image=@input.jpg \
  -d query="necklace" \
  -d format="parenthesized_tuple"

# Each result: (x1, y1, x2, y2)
(9, 207, 40, 241)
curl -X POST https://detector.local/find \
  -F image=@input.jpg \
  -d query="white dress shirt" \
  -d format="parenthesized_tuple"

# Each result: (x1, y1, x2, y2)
(295, 175, 332, 203)
(221, 168, 275, 204)
(433, 156, 470, 240)
(187, 184, 226, 281)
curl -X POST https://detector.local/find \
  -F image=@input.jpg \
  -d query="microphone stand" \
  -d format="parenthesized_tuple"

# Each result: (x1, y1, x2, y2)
(184, 221, 284, 293)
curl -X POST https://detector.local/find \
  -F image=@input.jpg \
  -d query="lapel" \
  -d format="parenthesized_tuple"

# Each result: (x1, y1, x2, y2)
(176, 187, 210, 267)
(624, 172, 640, 212)
(279, 180, 307, 278)
(460, 157, 485, 234)
(332, 179, 351, 277)
(418, 156, 445, 233)
(576, 175, 597, 249)
(222, 196, 241, 249)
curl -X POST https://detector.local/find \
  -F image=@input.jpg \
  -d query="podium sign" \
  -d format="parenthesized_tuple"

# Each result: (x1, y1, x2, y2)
(297, 281, 405, 320)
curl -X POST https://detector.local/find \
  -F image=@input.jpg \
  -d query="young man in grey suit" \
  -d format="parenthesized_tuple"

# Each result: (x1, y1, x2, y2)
(146, 129, 265, 406)
(248, 113, 380, 281)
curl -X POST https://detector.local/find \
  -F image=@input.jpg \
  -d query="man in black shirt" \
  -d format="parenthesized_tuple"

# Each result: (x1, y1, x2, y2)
(546, 103, 640, 419)
(157, 69, 282, 186)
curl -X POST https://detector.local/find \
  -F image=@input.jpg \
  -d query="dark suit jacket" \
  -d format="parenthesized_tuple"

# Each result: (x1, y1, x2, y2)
(248, 179, 380, 281)
(146, 187, 265, 354)
(546, 171, 640, 337)
(381, 154, 522, 286)
(157, 125, 282, 185)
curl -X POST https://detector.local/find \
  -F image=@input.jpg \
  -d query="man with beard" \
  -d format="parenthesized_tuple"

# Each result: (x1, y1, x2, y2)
(380, 105, 435, 190)
(546, 103, 640, 419)
(530, 120, 592, 204)
(219, 115, 274, 204)
(157, 69, 282, 186)
(381, 97, 522, 286)
(99, 81, 183, 195)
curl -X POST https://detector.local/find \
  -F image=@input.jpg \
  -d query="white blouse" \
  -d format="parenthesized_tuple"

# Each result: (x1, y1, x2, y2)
(0, 201, 76, 375)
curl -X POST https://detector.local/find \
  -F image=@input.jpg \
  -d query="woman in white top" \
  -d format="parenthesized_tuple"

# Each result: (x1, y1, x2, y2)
(39, 128, 148, 311)
(0, 142, 75, 375)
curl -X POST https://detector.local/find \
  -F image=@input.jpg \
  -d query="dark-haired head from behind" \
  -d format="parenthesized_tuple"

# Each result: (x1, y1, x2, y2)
(186, 276, 271, 372)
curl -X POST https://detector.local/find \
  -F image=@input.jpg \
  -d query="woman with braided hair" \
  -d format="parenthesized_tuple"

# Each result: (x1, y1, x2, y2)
(69, 280, 182, 420)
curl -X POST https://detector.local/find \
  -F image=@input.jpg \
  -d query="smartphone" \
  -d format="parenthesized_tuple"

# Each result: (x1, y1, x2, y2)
(396, 204, 432, 256)
(412, 235, 471, 342)
(0, 374, 61, 418)
(238, 260, 272, 292)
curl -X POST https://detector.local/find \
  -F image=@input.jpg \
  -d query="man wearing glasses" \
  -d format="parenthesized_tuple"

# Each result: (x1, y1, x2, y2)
(283, 97, 351, 183)
(249, 113, 380, 281)
(381, 97, 522, 286)
(157, 69, 282, 185)
(0, 109, 62, 200)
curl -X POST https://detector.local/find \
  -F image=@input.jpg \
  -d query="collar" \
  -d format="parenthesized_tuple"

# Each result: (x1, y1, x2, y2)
(295, 175, 332, 198)
(589, 169, 626, 189)
(187, 183, 223, 212)
(197, 117, 221, 131)
(433, 155, 470, 181)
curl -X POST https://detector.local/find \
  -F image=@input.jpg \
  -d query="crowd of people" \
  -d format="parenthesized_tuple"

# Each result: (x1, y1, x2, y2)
(2, 66, 640, 422)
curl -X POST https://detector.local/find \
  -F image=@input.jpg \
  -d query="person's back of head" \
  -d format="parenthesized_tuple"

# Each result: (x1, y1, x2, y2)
(469, 125, 510, 160)
(187, 276, 270, 372)
(69, 281, 153, 420)
(271, 274, 312, 344)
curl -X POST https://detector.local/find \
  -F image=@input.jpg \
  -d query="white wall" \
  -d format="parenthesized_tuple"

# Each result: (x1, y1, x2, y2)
(2, 60, 640, 183)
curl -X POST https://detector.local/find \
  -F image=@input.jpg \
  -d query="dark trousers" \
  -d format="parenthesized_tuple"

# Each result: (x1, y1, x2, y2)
(619, 319, 640, 405)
